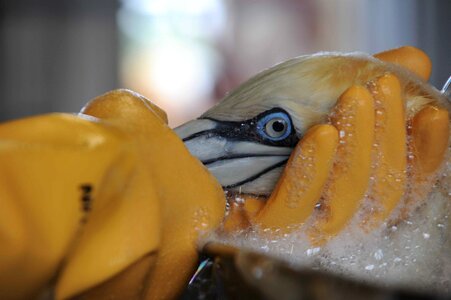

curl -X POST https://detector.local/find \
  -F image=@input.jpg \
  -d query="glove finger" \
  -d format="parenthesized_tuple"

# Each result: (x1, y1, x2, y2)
(242, 195, 266, 221)
(78, 90, 226, 300)
(0, 114, 134, 299)
(412, 105, 449, 174)
(374, 46, 432, 81)
(398, 105, 450, 219)
(311, 86, 374, 242)
(362, 74, 407, 229)
(55, 166, 161, 300)
(65, 254, 157, 300)
(222, 200, 252, 233)
(221, 194, 265, 233)
(254, 124, 338, 233)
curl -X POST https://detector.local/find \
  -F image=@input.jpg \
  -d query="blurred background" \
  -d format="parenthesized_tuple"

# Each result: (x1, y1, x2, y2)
(0, 0, 449, 126)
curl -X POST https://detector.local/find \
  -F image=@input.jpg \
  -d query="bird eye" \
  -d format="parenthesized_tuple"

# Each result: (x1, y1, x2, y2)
(257, 111, 292, 141)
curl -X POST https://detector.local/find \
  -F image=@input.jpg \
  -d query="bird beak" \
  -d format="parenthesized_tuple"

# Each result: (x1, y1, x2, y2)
(174, 119, 293, 195)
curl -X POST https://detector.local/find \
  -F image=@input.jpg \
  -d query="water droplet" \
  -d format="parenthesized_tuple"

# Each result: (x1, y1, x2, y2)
(374, 249, 384, 260)
(365, 264, 375, 271)
(306, 247, 321, 256)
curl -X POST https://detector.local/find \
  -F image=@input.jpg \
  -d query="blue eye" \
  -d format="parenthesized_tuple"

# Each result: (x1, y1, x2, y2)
(256, 111, 292, 141)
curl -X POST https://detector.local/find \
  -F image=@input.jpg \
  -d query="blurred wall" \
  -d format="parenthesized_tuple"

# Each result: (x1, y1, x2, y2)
(0, 0, 119, 121)
(416, 0, 451, 88)
(0, 0, 449, 124)
(220, 0, 450, 87)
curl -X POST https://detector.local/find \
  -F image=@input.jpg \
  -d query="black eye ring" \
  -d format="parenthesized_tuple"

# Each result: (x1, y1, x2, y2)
(193, 108, 298, 147)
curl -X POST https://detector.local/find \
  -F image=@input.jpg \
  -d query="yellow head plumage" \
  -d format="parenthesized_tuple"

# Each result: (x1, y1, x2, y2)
(203, 50, 448, 137)
(177, 46, 449, 195)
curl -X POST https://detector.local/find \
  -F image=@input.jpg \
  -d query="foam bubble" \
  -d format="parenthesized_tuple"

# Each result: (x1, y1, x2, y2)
(201, 150, 451, 295)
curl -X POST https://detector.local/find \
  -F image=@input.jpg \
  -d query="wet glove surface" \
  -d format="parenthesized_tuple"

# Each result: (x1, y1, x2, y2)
(223, 47, 449, 245)
(0, 90, 226, 300)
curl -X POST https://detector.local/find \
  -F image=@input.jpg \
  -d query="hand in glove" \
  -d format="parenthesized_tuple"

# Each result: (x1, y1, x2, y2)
(227, 47, 449, 245)
(0, 91, 225, 300)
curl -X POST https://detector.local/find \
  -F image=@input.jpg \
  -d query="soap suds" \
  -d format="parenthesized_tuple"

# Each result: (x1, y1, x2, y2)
(202, 154, 451, 295)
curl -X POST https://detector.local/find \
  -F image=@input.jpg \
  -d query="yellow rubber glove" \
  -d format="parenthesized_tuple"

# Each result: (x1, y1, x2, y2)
(399, 105, 450, 219)
(374, 46, 432, 81)
(360, 74, 407, 229)
(248, 84, 375, 243)
(245, 74, 448, 244)
(312, 86, 375, 239)
(56, 90, 226, 300)
(227, 46, 447, 245)
(0, 113, 141, 299)
(0, 90, 225, 300)
(411, 105, 449, 175)
(255, 125, 338, 231)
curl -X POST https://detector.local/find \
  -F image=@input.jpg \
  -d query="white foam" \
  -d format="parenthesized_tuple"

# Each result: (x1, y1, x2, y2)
(201, 152, 451, 295)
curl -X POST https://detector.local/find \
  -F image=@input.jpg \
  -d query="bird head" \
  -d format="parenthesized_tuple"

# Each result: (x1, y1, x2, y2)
(175, 48, 448, 196)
